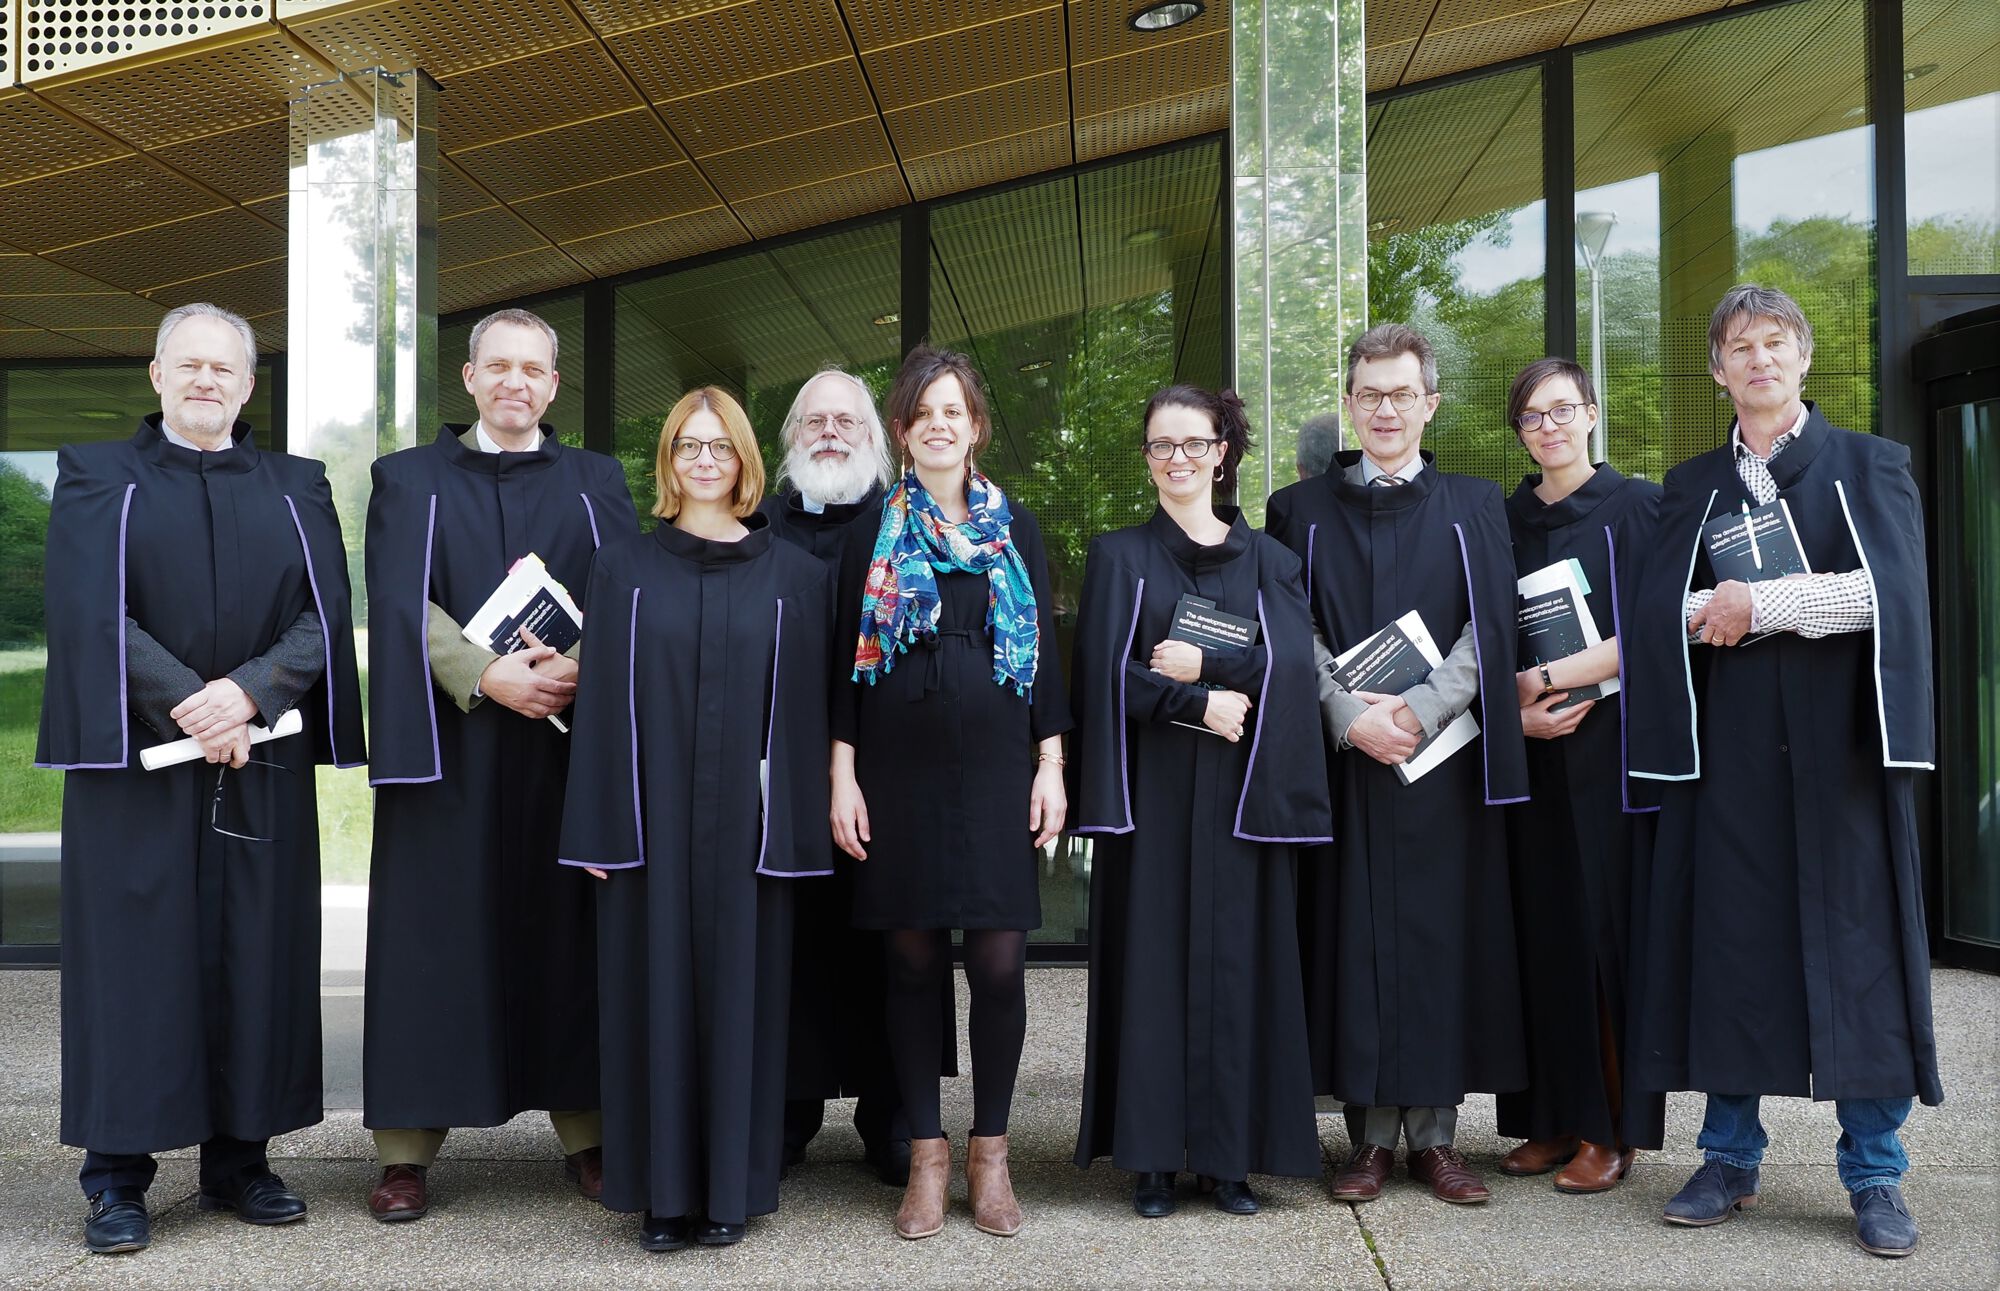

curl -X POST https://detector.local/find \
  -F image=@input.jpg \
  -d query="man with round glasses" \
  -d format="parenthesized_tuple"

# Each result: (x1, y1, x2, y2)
(757, 369, 944, 1187)
(1265, 322, 1529, 1209)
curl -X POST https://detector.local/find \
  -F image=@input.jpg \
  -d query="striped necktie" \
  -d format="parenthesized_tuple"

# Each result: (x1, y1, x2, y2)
(1372, 474, 1404, 487)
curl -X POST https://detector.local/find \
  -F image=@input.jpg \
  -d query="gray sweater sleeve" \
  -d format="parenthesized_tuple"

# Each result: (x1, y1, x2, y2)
(227, 608, 326, 727)
(1312, 627, 1373, 751)
(123, 621, 206, 739)
(1400, 622, 1480, 737)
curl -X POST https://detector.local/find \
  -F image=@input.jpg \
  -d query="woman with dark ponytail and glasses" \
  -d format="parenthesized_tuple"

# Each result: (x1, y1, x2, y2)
(829, 345, 1071, 1242)
(1069, 385, 1331, 1219)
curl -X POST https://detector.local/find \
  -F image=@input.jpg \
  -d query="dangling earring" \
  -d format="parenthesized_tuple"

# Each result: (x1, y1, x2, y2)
(1213, 465, 1224, 481)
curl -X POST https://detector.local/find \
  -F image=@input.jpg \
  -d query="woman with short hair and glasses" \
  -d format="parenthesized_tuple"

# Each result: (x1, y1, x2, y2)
(829, 344, 1071, 1241)
(558, 385, 833, 1252)
(1495, 358, 1666, 1193)
(1069, 385, 1331, 1219)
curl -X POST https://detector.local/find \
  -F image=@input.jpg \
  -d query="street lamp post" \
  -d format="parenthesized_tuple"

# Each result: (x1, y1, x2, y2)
(1576, 210, 1618, 464)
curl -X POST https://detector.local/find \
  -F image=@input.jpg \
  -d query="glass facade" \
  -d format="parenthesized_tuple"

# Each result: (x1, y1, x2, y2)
(1903, 0, 2000, 276)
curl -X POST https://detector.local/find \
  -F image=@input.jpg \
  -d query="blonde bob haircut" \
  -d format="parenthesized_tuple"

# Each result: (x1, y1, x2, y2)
(652, 386, 765, 520)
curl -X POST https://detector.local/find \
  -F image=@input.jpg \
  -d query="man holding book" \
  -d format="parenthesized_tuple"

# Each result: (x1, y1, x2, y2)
(360, 308, 636, 1220)
(1624, 284, 1937, 1258)
(37, 303, 365, 1254)
(1265, 323, 1529, 1207)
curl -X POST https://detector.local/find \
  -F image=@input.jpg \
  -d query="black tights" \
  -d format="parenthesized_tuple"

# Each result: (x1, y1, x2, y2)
(885, 928, 1026, 1140)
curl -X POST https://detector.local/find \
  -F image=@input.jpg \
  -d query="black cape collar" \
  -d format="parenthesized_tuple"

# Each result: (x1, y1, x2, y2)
(1325, 447, 1440, 512)
(776, 484, 882, 528)
(1507, 462, 1629, 530)
(1146, 503, 1254, 567)
(133, 413, 260, 474)
(433, 422, 563, 476)
(653, 509, 775, 565)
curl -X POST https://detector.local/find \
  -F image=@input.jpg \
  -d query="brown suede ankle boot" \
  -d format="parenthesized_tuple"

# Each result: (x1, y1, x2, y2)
(895, 1137, 950, 1240)
(967, 1134, 1023, 1237)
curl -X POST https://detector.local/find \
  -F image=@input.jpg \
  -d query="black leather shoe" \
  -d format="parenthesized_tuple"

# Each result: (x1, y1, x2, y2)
(696, 1216, 745, 1246)
(640, 1212, 691, 1251)
(85, 1187, 150, 1254)
(865, 1137, 913, 1187)
(197, 1171, 308, 1225)
(1210, 1179, 1260, 1215)
(1133, 1171, 1176, 1218)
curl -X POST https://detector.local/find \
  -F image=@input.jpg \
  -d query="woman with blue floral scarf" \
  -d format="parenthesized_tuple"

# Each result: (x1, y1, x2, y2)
(829, 345, 1071, 1244)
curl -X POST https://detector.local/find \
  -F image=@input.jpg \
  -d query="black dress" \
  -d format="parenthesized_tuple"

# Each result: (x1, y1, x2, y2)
(831, 500, 1073, 931)
(1498, 465, 1667, 1150)
(1070, 508, 1330, 1181)
(557, 515, 832, 1223)
(37, 418, 365, 1154)
(362, 424, 635, 1131)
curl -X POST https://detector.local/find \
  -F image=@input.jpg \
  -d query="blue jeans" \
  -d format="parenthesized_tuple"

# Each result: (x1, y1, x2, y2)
(1697, 1094, 1911, 1194)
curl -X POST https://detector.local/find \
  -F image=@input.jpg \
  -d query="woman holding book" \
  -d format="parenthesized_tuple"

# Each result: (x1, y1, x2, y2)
(829, 345, 1070, 1241)
(557, 387, 831, 1251)
(1497, 357, 1666, 1192)
(1068, 385, 1330, 1218)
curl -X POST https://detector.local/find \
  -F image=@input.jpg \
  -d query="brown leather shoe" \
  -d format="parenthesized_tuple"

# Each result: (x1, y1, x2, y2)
(895, 1137, 950, 1240)
(1500, 1135, 1578, 1176)
(1554, 1142, 1635, 1194)
(1408, 1146, 1492, 1204)
(1330, 1144, 1395, 1202)
(966, 1134, 1023, 1237)
(368, 1164, 428, 1222)
(564, 1146, 603, 1202)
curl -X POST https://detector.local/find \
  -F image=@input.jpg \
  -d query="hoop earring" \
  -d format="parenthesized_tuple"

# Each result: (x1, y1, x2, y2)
(1214, 465, 1224, 481)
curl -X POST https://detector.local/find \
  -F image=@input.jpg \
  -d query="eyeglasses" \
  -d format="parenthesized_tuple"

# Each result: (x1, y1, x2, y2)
(671, 436, 739, 462)
(1351, 389, 1423, 412)
(1514, 402, 1588, 432)
(211, 758, 295, 844)
(801, 413, 862, 435)
(1143, 438, 1222, 460)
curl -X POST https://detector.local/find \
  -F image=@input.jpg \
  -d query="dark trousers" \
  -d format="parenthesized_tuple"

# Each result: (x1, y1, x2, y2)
(80, 1135, 269, 1199)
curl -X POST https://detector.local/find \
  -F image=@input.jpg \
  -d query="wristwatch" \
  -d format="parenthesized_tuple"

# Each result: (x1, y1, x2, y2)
(1538, 663, 1555, 697)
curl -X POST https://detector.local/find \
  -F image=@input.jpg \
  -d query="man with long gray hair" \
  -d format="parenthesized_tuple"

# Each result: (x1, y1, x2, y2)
(38, 303, 365, 1254)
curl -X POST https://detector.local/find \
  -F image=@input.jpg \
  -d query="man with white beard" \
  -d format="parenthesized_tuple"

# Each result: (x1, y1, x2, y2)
(758, 369, 948, 1185)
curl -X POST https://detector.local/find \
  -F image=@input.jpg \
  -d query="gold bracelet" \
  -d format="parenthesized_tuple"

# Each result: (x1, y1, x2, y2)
(1037, 752, 1066, 767)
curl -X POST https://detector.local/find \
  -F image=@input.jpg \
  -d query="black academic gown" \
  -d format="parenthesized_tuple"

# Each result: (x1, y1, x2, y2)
(1623, 406, 1941, 1105)
(832, 497, 1073, 932)
(1070, 508, 1330, 1181)
(557, 516, 831, 1223)
(362, 424, 635, 1130)
(1265, 450, 1530, 1109)
(1498, 466, 1667, 1149)
(38, 417, 364, 1154)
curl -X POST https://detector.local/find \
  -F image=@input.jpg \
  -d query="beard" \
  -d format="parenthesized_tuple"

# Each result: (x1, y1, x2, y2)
(786, 437, 878, 506)
(171, 396, 235, 440)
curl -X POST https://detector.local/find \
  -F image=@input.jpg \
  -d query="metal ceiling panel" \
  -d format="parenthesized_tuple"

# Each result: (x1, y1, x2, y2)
(567, 0, 744, 40)
(0, 154, 225, 252)
(1369, 0, 1440, 47)
(48, 324, 159, 354)
(732, 164, 906, 237)
(0, 291, 164, 329)
(43, 205, 285, 290)
(884, 70, 1068, 159)
(1, 6, 12, 84)
(840, 0, 1043, 52)
(1567, 0, 1724, 45)
(438, 244, 588, 313)
(1069, 0, 1229, 64)
(699, 115, 899, 201)
(1075, 84, 1228, 163)
(904, 124, 1072, 202)
(559, 205, 746, 277)
(657, 57, 877, 157)
(864, 5, 1064, 112)
(1073, 27, 1226, 118)
(18, 0, 270, 81)
(452, 107, 683, 202)
(147, 255, 288, 319)
(438, 204, 554, 270)
(438, 158, 498, 219)
(512, 162, 717, 242)
(1404, 2, 1589, 83)
(37, 30, 335, 149)
(151, 116, 290, 203)
(435, 41, 643, 152)
(0, 91, 128, 187)
(606, 0, 849, 104)
(0, 326, 118, 356)
(244, 192, 288, 227)
(278, 0, 588, 77)
(1368, 39, 1418, 90)
(0, 249, 123, 293)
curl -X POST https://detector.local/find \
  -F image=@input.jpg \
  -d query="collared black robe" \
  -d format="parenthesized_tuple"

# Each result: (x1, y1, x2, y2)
(1623, 406, 1941, 1105)
(1070, 508, 1330, 1180)
(1499, 465, 1667, 1149)
(362, 423, 635, 1130)
(758, 488, 957, 1108)
(1265, 450, 1530, 1109)
(38, 417, 364, 1153)
(557, 516, 831, 1223)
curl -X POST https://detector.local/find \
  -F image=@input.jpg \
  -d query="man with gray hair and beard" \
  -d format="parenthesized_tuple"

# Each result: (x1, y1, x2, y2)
(758, 368, 949, 1184)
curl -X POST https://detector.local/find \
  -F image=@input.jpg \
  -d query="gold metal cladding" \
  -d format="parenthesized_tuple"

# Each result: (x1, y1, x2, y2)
(2, 2, 13, 84)
(863, 5, 1065, 113)
(42, 205, 284, 291)
(0, 154, 220, 253)
(438, 158, 498, 220)
(151, 117, 291, 203)
(143, 255, 288, 318)
(904, 124, 1073, 202)
(1075, 83, 1229, 163)
(512, 162, 716, 243)
(730, 164, 907, 238)
(656, 56, 877, 158)
(605, 0, 848, 104)
(842, 0, 1045, 52)
(1073, 26, 1225, 118)
(437, 204, 554, 271)
(558, 205, 745, 278)
(277, 0, 589, 77)
(0, 291, 165, 329)
(1068, 0, 1229, 64)
(698, 115, 899, 202)
(437, 244, 588, 313)
(1367, 39, 1418, 90)
(1566, 0, 1720, 44)
(435, 41, 642, 153)
(35, 29, 336, 149)
(882, 69, 1068, 159)
(1404, 0, 1590, 82)
(565, 0, 743, 40)
(18, 0, 270, 80)
(1370, 69, 1539, 231)
(452, 106, 683, 203)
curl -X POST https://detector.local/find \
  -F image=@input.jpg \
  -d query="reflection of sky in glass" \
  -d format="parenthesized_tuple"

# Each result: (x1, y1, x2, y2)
(1734, 125, 1871, 230)
(1575, 174, 1661, 261)
(1457, 204, 1545, 293)
(287, 148, 382, 454)
(1906, 94, 2000, 226)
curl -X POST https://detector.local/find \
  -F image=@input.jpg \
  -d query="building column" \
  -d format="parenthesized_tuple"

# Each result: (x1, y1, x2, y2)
(1658, 129, 1736, 450)
(287, 67, 438, 624)
(1231, 0, 1368, 515)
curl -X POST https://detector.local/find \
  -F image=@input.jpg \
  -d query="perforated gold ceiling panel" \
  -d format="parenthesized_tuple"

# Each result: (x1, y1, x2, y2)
(149, 255, 288, 318)
(452, 107, 684, 203)
(277, 0, 589, 76)
(883, 70, 1068, 160)
(842, 0, 1043, 51)
(904, 123, 1072, 202)
(731, 164, 906, 238)
(0, 154, 223, 252)
(43, 205, 285, 290)
(863, 6, 1065, 113)
(699, 116, 899, 202)
(511, 162, 718, 242)
(434, 42, 643, 152)
(657, 57, 878, 157)
(150, 117, 292, 203)
(560, 204, 745, 277)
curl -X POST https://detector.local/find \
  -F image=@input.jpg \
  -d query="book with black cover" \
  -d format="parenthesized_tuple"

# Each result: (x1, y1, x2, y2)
(463, 553, 584, 655)
(1702, 498, 1812, 584)
(1330, 610, 1480, 785)
(1164, 595, 1260, 735)
(1516, 558, 1617, 713)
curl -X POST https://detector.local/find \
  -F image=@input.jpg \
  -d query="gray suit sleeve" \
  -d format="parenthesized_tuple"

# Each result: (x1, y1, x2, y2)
(1400, 622, 1479, 737)
(124, 621, 206, 739)
(426, 601, 492, 713)
(226, 608, 326, 726)
(1312, 627, 1372, 752)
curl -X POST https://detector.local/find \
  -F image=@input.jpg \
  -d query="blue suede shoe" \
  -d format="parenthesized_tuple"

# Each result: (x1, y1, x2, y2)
(1662, 1160, 1761, 1226)
(1851, 1184, 1918, 1258)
